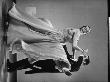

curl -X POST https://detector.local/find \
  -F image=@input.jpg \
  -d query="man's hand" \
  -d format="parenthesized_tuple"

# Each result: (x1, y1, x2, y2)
(82, 49, 88, 55)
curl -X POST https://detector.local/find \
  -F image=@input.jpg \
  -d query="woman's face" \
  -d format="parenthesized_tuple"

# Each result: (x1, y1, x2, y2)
(68, 28, 74, 36)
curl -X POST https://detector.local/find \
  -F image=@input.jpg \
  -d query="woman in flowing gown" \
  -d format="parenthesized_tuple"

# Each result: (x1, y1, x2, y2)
(7, 3, 91, 76)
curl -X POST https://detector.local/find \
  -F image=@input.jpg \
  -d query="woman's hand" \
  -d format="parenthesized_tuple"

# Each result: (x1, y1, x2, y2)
(82, 49, 88, 55)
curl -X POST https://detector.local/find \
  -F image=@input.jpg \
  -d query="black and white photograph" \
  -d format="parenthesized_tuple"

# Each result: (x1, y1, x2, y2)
(0, 0, 108, 82)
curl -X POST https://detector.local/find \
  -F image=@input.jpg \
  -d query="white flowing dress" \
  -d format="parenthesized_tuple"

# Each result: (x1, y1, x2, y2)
(8, 4, 71, 70)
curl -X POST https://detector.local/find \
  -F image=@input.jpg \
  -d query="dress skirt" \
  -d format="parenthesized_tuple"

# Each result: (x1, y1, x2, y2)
(8, 4, 71, 70)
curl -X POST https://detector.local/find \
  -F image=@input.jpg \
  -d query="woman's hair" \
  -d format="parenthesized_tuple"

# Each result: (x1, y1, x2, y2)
(79, 25, 91, 34)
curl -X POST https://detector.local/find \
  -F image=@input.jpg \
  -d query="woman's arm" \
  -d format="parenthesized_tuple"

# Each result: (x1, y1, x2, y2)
(72, 30, 84, 53)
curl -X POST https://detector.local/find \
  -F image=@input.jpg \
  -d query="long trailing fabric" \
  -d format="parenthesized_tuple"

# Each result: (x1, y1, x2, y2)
(8, 4, 71, 71)
(8, 3, 58, 33)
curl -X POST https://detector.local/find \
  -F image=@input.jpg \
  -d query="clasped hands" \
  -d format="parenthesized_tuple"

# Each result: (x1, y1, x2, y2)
(82, 49, 88, 56)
